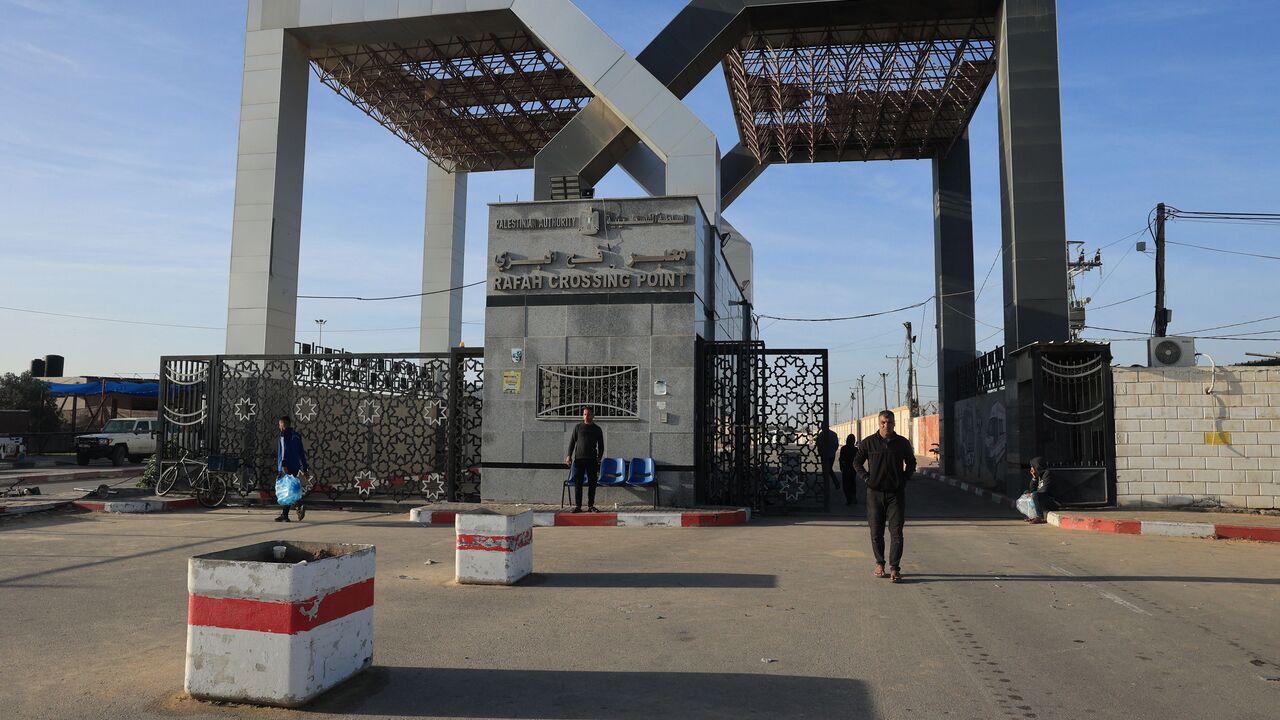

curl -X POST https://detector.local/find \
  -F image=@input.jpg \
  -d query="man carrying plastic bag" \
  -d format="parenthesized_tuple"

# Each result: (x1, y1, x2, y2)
(1018, 457, 1055, 524)
(275, 415, 309, 522)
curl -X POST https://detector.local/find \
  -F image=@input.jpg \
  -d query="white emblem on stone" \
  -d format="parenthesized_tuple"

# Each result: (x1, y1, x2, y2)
(421, 472, 446, 501)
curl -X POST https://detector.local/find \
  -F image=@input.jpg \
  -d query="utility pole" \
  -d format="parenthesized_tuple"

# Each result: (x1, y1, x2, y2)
(880, 372, 889, 410)
(849, 389, 856, 423)
(1153, 202, 1170, 337)
(315, 319, 327, 349)
(885, 356, 904, 407)
(858, 375, 866, 419)
(904, 321, 918, 417)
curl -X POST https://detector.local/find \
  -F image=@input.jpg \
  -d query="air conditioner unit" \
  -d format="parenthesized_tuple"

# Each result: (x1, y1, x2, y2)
(1148, 336, 1195, 368)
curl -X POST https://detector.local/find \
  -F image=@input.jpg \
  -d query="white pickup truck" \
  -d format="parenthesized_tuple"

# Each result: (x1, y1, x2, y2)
(75, 417, 158, 466)
(0, 436, 26, 462)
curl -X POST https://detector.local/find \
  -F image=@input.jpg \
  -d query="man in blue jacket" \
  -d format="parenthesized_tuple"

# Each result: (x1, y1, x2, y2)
(276, 415, 309, 522)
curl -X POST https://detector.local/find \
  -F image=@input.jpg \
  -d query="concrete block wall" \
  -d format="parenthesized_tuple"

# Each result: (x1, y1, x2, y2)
(1113, 366, 1280, 509)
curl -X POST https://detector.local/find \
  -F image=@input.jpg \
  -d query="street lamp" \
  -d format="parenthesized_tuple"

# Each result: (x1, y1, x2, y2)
(315, 319, 327, 348)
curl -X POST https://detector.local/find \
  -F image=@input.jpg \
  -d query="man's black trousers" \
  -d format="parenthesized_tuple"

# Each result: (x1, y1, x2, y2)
(839, 462, 857, 505)
(866, 488, 906, 569)
(821, 456, 839, 491)
(571, 459, 599, 509)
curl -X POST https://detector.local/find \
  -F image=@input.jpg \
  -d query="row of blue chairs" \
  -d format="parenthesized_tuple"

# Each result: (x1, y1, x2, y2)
(562, 457, 657, 508)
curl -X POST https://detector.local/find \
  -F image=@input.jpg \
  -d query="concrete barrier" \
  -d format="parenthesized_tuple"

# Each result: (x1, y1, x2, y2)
(185, 541, 375, 707)
(455, 508, 533, 585)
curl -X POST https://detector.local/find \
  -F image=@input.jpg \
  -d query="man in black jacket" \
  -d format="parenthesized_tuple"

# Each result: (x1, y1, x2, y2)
(564, 407, 605, 513)
(854, 410, 917, 582)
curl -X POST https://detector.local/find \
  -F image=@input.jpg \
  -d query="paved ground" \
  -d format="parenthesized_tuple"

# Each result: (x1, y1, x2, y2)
(1, 478, 1276, 720)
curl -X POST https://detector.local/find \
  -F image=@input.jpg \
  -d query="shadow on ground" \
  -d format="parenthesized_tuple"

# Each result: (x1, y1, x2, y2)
(311, 666, 878, 719)
(527, 572, 777, 589)
(902, 573, 1280, 586)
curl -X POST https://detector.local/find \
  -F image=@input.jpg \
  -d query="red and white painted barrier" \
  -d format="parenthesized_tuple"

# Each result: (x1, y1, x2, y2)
(1047, 512, 1280, 543)
(455, 509, 533, 585)
(412, 506, 751, 528)
(185, 541, 376, 707)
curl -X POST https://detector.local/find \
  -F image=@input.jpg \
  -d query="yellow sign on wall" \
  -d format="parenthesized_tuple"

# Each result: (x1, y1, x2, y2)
(1204, 431, 1232, 446)
(502, 370, 522, 394)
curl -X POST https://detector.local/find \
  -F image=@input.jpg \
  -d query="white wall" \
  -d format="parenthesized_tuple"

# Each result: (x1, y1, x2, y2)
(1113, 366, 1280, 509)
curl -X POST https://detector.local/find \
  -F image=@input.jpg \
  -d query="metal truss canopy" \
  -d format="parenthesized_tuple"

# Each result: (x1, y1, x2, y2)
(724, 20, 997, 164)
(313, 32, 592, 173)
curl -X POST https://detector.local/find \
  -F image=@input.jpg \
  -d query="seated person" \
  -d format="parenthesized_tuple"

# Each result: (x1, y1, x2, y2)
(1025, 457, 1058, 524)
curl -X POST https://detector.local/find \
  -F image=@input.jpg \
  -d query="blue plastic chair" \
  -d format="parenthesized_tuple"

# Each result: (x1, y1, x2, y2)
(561, 462, 576, 507)
(626, 457, 658, 508)
(598, 457, 627, 486)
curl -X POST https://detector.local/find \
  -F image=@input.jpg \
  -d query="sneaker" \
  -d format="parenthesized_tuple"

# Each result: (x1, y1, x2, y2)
(571, 507, 582, 513)
(588, 506, 599, 513)
(274, 515, 289, 523)
(297, 505, 306, 521)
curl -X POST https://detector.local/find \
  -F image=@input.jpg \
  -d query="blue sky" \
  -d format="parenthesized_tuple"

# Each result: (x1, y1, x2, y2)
(2, 0, 1278, 418)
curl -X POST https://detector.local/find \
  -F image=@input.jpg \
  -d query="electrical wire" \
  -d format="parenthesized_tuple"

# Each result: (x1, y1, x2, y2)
(299, 279, 486, 301)
(0, 305, 222, 330)
(1089, 290, 1154, 311)
(1163, 240, 1280, 262)
(1181, 314, 1280, 335)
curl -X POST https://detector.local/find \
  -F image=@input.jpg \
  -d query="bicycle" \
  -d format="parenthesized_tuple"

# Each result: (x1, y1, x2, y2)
(154, 448, 227, 508)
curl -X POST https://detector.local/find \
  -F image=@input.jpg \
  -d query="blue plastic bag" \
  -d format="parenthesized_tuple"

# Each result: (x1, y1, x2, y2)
(275, 474, 304, 506)
(1016, 492, 1039, 520)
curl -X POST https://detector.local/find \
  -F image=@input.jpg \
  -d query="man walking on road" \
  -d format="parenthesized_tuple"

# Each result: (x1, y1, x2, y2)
(817, 423, 840, 494)
(565, 406, 605, 513)
(275, 415, 308, 522)
(854, 410, 916, 582)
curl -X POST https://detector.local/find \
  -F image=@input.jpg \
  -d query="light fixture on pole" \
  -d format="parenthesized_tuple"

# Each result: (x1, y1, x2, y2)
(315, 319, 327, 348)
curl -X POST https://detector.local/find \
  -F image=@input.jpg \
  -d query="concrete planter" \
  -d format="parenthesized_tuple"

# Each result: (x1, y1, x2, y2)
(185, 541, 375, 707)
(456, 508, 533, 585)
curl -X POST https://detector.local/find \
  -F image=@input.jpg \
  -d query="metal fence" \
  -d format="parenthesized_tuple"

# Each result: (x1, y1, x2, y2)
(697, 341, 830, 512)
(957, 345, 1005, 399)
(158, 349, 483, 504)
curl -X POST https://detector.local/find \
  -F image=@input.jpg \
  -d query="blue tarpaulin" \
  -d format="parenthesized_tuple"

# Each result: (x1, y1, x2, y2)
(44, 381, 159, 397)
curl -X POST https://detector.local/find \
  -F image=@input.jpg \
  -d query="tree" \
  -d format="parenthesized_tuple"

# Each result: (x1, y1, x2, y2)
(0, 372, 61, 432)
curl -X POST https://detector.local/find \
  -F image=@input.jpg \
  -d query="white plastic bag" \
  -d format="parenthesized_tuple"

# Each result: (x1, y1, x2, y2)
(275, 474, 304, 506)
(1016, 492, 1039, 520)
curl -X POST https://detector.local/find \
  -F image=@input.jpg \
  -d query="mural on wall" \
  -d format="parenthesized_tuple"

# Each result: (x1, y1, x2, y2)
(954, 393, 1006, 489)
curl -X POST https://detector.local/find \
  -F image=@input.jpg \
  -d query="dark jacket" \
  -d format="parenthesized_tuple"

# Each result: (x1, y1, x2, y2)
(1028, 457, 1052, 494)
(567, 422, 605, 461)
(277, 428, 308, 474)
(853, 431, 916, 492)
(838, 441, 858, 469)
(816, 428, 839, 459)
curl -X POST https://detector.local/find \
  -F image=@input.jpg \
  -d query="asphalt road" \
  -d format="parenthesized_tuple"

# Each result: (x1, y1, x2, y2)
(0, 478, 1275, 720)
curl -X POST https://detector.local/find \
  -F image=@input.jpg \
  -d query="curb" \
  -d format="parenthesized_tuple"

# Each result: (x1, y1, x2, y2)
(919, 468, 1017, 510)
(921, 469, 1279, 543)
(1, 467, 140, 485)
(0, 500, 72, 516)
(73, 496, 199, 513)
(409, 507, 751, 528)
(1048, 511, 1280, 543)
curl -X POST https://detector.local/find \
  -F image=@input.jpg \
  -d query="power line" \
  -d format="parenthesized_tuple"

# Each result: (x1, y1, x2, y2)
(1182, 313, 1280, 335)
(1163, 240, 1280, 262)
(756, 299, 931, 323)
(0, 305, 222, 330)
(1089, 290, 1154, 311)
(299, 279, 486, 301)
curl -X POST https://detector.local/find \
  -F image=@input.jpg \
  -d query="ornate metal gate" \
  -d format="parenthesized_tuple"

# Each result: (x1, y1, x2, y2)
(158, 350, 483, 504)
(697, 341, 830, 512)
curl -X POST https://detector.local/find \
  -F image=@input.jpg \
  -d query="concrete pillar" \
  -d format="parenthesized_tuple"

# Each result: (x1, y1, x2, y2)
(996, 0, 1070, 351)
(997, 0, 1070, 493)
(932, 133, 976, 476)
(225, 28, 310, 355)
(420, 162, 466, 352)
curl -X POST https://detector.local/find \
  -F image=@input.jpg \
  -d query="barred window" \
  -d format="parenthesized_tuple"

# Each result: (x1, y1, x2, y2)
(537, 365, 639, 420)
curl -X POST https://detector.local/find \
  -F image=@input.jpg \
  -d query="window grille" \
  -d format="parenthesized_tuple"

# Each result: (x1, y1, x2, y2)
(537, 365, 639, 420)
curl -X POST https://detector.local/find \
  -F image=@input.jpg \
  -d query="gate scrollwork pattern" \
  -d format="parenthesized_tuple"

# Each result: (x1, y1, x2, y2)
(159, 350, 483, 504)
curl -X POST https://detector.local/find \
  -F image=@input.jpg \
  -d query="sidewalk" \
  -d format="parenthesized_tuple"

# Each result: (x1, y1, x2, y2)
(920, 467, 1280, 543)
